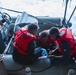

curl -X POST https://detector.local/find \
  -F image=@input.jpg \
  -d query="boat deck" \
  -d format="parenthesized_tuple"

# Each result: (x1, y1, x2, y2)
(1, 55, 76, 75)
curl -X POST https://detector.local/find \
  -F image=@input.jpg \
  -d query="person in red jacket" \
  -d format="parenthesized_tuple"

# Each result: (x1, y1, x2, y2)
(13, 24, 47, 65)
(49, 27, 76, 64)
(36, 30, 57, 53)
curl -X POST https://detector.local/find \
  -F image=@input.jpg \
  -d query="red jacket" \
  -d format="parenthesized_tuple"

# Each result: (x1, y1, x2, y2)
(13, 29, 36, 55)
(39, 36, 55, 46)
(56, 28, 76, 56)
(39, 30, 55, 46)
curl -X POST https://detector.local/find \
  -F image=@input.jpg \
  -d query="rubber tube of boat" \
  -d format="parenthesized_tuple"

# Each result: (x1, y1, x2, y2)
(67, 69, 75, 75)
(25, 67, 31, 75)
(0, 54, 8, 75)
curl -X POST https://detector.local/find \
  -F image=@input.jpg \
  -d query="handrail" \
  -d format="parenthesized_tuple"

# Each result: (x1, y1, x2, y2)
(0, 7, 22, 13)
(62, 0, 69, 27)
(0, 35, 14, 61)
(3, 35, 14, 54)
(67, 6, 76, 25)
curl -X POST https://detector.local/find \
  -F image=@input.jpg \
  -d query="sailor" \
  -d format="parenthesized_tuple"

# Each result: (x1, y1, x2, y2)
(12, 23, 47, 65)
(36, 30, 57, 53)
(49, 27, 76, 64)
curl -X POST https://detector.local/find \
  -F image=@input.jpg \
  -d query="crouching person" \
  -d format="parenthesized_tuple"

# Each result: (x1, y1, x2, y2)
(36, 30, 57, 53)
(12, 24, 47, 65)
(49, 27, 76, 65)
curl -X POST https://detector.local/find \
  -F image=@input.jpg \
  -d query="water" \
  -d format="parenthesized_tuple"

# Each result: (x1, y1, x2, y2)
(0, 0, 76, 34)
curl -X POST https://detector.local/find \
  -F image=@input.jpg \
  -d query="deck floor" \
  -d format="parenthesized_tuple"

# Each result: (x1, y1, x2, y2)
(7, 65, 76, 75)
(1, 55, 76, 75)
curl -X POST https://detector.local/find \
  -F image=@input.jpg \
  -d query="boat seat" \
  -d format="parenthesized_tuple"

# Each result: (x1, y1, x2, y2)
(0, 29, 6, 54)
(0, 23, 13, 54)
(14, 23, 30, 32)
(3, 54, 51, 72)
(3, 24, 13, 43)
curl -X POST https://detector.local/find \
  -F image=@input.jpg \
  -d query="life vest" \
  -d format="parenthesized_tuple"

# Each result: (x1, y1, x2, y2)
(39, 30, 55, 46)
(13, 29, 36, 55)
(56, 28, 76, 56)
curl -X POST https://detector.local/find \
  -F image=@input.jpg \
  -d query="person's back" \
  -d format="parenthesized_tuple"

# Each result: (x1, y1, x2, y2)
(56, 28, 76, 56)
(49, 27, 76, 64)
(13, 24, 47, 65)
